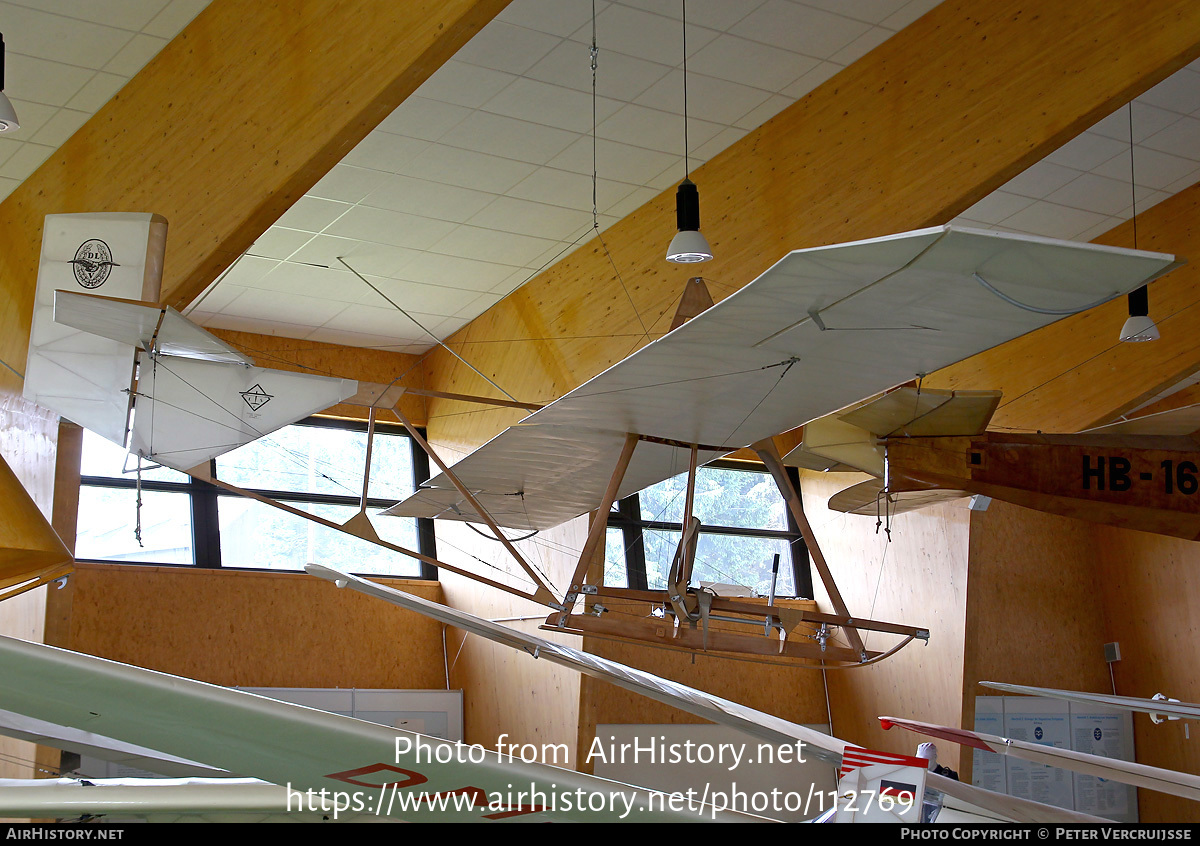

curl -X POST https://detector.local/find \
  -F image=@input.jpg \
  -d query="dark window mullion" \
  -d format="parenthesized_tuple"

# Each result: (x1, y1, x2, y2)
(190, 462, 222, 568)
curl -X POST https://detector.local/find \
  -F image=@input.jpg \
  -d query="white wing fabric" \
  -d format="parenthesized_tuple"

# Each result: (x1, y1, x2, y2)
(129, 356, 358, 471)
(387, 226, 1180, 530)
(23, 213, 167, 444)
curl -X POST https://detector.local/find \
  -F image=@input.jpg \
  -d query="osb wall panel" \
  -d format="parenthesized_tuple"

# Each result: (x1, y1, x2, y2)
(438, 518, 586, 767)
(961, 502, 1111, 781)
(798, 470, 971, 768)
(63, 563, 447, 690)
(209, 329, 427, 425)
(1093, 525, 1200, 823)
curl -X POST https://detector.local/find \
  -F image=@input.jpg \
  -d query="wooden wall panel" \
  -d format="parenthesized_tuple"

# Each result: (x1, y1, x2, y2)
(798, 470, 972, 767)
(438, 518, 586, 765)
(62, 563, 447, 690)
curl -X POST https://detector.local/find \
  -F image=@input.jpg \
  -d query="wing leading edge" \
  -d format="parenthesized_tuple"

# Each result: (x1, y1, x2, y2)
(386, 226, 1180, 530)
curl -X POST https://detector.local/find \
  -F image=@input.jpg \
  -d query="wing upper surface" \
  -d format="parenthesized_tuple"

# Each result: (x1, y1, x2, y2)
(389, 226, 1180, 529)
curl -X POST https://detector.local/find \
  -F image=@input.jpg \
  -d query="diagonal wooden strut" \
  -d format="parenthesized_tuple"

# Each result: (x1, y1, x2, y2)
(391, 406, 557, 605)
(565, 432, 639, 611)
(752, 438, 868, 660)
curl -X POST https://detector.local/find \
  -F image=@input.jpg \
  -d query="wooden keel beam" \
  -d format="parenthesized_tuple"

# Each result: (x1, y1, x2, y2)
(566, 432, 639, 606)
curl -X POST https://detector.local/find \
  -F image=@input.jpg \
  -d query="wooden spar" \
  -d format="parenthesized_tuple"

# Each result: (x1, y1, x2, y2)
(752, 437, 868, 660)
(669, 277, 715, 332)
(564, 432, 639, 607)
(546, 611, 878, 664)
(391, 406, 557, 605)
(400, 386, 543, 412)
(185, 465, 541, 602)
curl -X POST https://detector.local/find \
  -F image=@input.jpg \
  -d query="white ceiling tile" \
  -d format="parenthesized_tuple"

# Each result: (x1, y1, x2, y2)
(732, 94, 792, 131)
(0, 3, 132, 68)
(731, 1, 871, 59)
(199, 312, 317, 339)
(308, 164, 387, 204)
(413, 60, 518, 110)
(212, 255, 279, 289)
(454, 21, 563, 75)
(582, 4, 719, 66)
(801, 0, 914, 25)
(216, 287, 350, 328)
(25, 107, 90, 147)
(362, 173, 497, 222)
(499, 0, 610, 37)
(880, 0, 944, 30)
(526, 39, 673, 101)
(431, 225, 560, 266)
(376, 97, 472, 142)
(0, 136, 19, 167)
(778, 59, 843, 99)
(320, 303, 437, 338)
(398, 145, 538, 194)
(362, 278, 483, 317)
(548, 134, 680, 184)
(325, 206, 459, 251)
(998, 201, 1108, 240)
(1045, 173, 1138, 217)
(0, 176, 20, 203)
(1093, 146, 1200, 191)
(2, 99, 58, 139)
(597, 102, 724, 154)
(274, 197, 353, 233)
(507, 167, 640, 212)
(6, 0, 171, 31)
(1141, 116, 1200, 161)
(602, 184, 662, 218)
(442, 111, 581, 165)
(1137, 69, 1200, 116)
(490, 268, 537, 295)
(0, 141, 52, 180)
(102, 32, 169, 76)
(143, 0, 211, 39)
(1044, 131, 1132, 171)
(186, 282, 246, 315)
(289, 236, 420, 279)
(63, 71, 127, 112)
(1162, 167, 1200, 195)
(244, 265, 378, 306)
(398, 252, 523, 292)
(341, 133, 430, 174)
(1001, 160, 1084, 199)
(454, 291, 503, 319)
(828, 25, 895, 66)
(635, 69, 771, 125)
(1089, 101, 1183, 144)
(484, 77, 620, 133)
(4, 52, 94, 106)
(960, 190, 1037, 224)
(1074, 216, 1126, 244)
(689, 33, 819, 93)
(247, 227, 315, 261)
(468, 196, 595, 240)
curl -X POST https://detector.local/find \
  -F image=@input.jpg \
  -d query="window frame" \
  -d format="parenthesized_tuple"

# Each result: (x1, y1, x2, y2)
(604, 459, 812, 599)
(76, 415, 438, 579)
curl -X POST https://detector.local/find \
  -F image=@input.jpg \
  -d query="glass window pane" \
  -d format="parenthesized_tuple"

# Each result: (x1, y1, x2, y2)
(603, 527, 628, 588)
(693, 534, 795, 596)
(639, 466, 787, 530)
(75, 486, 194, 564)
(218, 497, 422, 576)
(80, 428, 189, 484)
(641, 529, 681, 591)
(367, 432, 416, 502)
(217, 425, 369, 497)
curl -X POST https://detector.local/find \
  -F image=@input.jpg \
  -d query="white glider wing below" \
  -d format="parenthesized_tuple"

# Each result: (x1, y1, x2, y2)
(386, 225, 1180, 530)
(980, 681, 1200, 722)
(306, 563, 1104, 824)
(0, 635, 754, 822)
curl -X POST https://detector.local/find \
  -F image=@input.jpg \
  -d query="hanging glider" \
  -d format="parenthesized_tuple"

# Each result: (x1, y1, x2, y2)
(22, 213, 359, 471)
(383, 225, 1180, 532)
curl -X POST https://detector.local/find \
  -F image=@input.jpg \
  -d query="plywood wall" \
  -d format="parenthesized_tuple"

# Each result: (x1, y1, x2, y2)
(58, 563, 447, 690)
(798, 470, 972, 768)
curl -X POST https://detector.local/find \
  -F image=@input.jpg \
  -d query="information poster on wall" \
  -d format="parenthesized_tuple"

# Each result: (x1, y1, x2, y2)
(975, 695, 1137, 822)
(972, 697, 1006, 794)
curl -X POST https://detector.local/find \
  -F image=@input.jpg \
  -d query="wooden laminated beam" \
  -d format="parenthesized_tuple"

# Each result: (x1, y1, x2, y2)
(0, 0, 512, 394)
